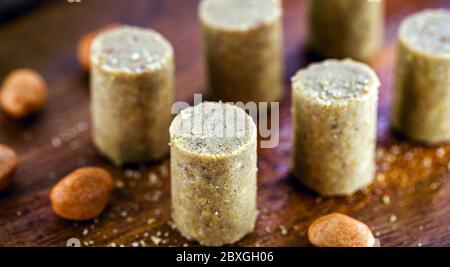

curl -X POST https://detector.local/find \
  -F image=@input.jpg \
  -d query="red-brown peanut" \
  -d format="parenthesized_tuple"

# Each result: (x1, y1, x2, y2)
(50, 167, 114, 221)
(0, 68, 47, 119)
(0, 144, 18, 191)
(308, 213, 376, 247)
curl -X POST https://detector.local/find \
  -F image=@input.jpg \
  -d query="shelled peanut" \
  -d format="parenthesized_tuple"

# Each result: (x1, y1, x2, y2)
(50, 167, 114, 221)
(0, 68, 47, 119)
(308, 213, 376, 247)
(0, 144, 18, 191)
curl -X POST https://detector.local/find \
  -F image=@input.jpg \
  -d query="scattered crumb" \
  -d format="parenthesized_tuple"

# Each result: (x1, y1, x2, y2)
(125, 170, 142, 179)
(376, 173, 386, 183)
(279, 225, 288, 235)
(152, 191, 162, 202)
(151, 236, 162, 246)
(436, 148, 446, 158)
(382, 195, 391, 205)
(148, 173, 159, 186)
(77, 121, 89, 132)
(390, 145, 401, 155)
(388, 215, 397, 223)
(158, 165, 168, 177)
(167, 220, 176, 230)
(51, 137, 62, 148)
(154, 209, 161, 216)
(115, 180, 125, 189)
(82, 228, 89, 236)
(422, 158, 432, 168)
(430, 182, 439, 190)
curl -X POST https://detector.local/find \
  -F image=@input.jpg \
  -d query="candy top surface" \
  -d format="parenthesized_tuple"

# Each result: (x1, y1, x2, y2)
(199, 0, 281, 31)
(400, 9, 450, 57)
(292, 59, 380, 105)
(170, 102, 256, 156)
(91, 26, 173, 74)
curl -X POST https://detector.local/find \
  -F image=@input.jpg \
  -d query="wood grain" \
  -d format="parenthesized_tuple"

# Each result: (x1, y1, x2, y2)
(0, 0, 449, 247)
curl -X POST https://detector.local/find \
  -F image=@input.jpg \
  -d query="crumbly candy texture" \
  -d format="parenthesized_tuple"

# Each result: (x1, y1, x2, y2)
(199, 0, 283, 102)
(291, 59, 379, 196)
(90, 26, 174, 165)
(308, 213, 375, 247)
(392, 9, 450, 144)
(50, 167, 114, 221)
(307, 0, 384, 62)
(0, 144, 18, 191)
(170, 102, 257, 246)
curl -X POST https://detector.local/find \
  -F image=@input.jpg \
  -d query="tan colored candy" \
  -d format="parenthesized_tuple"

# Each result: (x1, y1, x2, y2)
(0, 144, 18, 191)
(77, 23, 120, 71)
(0, 68, 47, 119)
(308, 213, 376, 247)
(50, 167, 114, 221)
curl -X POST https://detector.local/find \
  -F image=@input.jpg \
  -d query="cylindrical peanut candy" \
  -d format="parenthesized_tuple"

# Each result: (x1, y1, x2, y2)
(199, 0, 283, 102)
(291, 59, 380, 196)
(392, 9, 450, 144)
(170, 102, 257, 246)
(90, 26, 174, 166)
(307, 0, 384, 62)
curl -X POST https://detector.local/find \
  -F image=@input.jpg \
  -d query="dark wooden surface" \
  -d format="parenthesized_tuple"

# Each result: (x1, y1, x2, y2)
(0, 0, 449, 247)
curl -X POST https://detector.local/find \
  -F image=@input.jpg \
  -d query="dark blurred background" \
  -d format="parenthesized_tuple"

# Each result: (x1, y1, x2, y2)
(0, 0, 42, 23)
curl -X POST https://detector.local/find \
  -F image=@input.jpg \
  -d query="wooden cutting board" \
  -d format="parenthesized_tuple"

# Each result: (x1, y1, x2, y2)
(0, 0, 449, 247)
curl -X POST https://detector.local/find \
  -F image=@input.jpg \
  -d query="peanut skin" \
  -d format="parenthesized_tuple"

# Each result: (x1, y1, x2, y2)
(50, 167, 114, 221)
(0, 144, 18, 191)
(0, 68, 47, 119)
(77, 23, 120, 71)
(308, 213, 376, 247)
